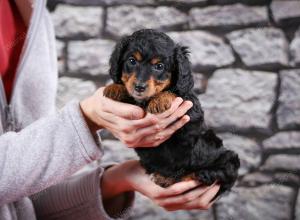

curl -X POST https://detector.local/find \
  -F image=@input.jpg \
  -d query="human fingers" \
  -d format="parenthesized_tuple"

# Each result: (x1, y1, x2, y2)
(98, 87, 145, 120)
(99, 110, 155, 135)
(138, 115, 190, 147)
(97, 110, 122, 125)
(154, 184, 212, 207)
(154, 115, 190, 143)
(138, 180, 200, 202)
(156, 97, 183, 119)
(156, 180, 200, 198)
(131, 114, 158, 129)
(125, 114, 189, 148)
(160, 101, 193, 129)
(164, 184, 220, 211)
(124, 125, 162, 148)
(98, 111, 140, 135)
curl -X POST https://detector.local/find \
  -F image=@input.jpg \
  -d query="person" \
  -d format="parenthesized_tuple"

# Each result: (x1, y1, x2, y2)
(0, 0, 221, 219)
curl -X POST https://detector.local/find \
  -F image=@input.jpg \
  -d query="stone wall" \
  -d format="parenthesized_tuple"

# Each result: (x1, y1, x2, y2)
(48, 0, 300, 219)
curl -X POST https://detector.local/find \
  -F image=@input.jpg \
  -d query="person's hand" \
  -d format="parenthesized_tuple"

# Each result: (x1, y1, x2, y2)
(101, 160, 220, 211)
(80, 87, 193, 148)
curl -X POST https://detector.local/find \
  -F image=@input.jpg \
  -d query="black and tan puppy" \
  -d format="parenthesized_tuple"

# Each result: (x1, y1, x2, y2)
(104, 29, 240, 197)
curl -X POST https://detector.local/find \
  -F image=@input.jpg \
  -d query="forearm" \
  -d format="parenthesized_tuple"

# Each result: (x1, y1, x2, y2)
(101, 164, 134, 217)
(0, 101, 102, 206)
(32, 166, 135, 220)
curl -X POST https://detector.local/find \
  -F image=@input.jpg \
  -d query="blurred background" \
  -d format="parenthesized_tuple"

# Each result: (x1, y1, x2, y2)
(47, 0, 300, 219)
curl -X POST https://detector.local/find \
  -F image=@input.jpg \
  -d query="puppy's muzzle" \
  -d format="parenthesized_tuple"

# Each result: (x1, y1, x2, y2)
(134, 82, 147, 93)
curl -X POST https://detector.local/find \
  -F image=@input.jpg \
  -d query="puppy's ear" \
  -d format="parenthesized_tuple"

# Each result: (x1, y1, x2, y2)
(109, 36, 131, 83)
(172, 45, 194, 95)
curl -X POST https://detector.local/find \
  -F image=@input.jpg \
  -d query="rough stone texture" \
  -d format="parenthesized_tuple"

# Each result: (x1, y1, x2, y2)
(68, 39, 115, 76)
(218, 133, 261, 175)
(277, 69, 300, 129)
(157, 0, 207, 5)
(261, 155, 300, 171)
(227, 28, 289, 69)
(51, 5, 103, 38)
(102, 0, 154, 5)
(241, 172, 274, 186)
(296, 194, 300, 220)
(106, 6, 188, 38)
(211, 0, 269, 5)
(189, 4, 268, 30)
(56, 77, 97, 108)
(52, 0, 156, 6)
(216, 185, 294, 220)
(242, 172, 300, 186)
(290, 28, 300, 67)
(56, 40, 65, 73)
(168, 31, 235, 71)
(263, 131, 300, 150)
(50, 1, 300, 219)
(200, 69, 277, 131)
(271, 0, 300, 26)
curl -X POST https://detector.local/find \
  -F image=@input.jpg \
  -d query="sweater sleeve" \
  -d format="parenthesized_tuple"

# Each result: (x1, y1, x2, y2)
(31, 166, 135, 220)
(0, 101, 102, 206)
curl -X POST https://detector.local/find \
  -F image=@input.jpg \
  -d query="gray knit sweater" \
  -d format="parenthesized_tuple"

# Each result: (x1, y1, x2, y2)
(0, 0, 134, 219)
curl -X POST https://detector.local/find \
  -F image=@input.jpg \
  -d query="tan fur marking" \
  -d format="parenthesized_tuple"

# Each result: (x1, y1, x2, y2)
(103, 84, 129, 102)
(151, 173, 176, 188)
(133, 51, 142, 61)
(121, 73, 171, 100)
(122, 72, 136, 95)
(150, 172, 198, 188)
(150, 58, 161, 65)
(181, 173, 197, 182)
(154, 78, 171, 94)
(121, 73, 130, 83)
(146, 91, 176, 114)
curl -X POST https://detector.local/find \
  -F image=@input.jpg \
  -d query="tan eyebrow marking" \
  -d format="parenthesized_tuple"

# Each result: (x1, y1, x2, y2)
(150, 58, 161, 65)
(133, 51, 143, 61)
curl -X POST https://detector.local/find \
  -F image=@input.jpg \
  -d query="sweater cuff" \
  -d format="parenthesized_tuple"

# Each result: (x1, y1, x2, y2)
(65, 101, 102, 162)
(99, 164, 135, 219)
(32, 166, 135, 220)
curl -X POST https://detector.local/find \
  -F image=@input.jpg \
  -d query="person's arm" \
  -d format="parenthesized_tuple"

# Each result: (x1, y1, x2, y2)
(0, 101, 101, 206)
(31, 160, 220, 220)
(29, 87, 197, 220)
(0, 85, 191, 206)
(102, 161, 221, 212)
(31, 166, 135, 220)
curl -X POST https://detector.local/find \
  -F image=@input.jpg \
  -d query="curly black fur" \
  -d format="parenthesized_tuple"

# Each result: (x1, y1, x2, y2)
(107, 29, 240, 198)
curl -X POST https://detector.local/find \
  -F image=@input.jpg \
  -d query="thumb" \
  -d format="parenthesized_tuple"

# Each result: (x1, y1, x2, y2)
(98, 87, 145, 120)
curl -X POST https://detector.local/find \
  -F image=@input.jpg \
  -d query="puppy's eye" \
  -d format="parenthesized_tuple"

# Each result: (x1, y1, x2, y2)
(128, 57, 137, 65)
(155, 63, 164, 71)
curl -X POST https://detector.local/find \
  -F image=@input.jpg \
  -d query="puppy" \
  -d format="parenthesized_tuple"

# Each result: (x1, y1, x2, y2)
(103, 29, 240, 197)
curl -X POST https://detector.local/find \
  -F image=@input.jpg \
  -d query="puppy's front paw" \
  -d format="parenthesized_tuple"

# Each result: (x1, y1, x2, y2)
(146, 92, 177, 114)
(103, 84, 130, 102)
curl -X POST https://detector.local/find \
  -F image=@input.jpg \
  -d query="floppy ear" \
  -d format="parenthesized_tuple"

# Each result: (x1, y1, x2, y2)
(109, 36, 131, 83)
(172, 45, 194, 95)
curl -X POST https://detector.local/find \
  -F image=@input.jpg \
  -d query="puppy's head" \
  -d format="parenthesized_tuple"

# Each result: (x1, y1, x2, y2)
(109, 29, 194, 101)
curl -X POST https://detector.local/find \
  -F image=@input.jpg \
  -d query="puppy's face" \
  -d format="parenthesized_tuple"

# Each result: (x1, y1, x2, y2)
(121, 45, 173, 102)
(121, 31, 174, 102)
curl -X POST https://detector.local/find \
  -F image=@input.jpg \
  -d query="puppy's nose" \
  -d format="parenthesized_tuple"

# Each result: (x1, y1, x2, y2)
(134, 83, 147, 93)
